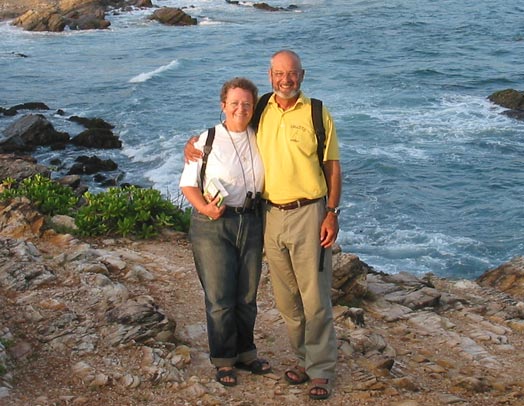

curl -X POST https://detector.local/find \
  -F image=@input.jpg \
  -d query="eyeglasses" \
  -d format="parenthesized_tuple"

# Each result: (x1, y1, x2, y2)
(271, 70, 302, 79)
(226, 102, 253, 109)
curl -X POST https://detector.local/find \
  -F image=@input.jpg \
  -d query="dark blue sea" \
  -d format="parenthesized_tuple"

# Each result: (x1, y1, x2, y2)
(1, 0, 523, 279)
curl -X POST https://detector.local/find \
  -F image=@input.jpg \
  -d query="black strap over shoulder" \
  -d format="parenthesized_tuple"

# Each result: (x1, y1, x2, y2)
(250, 92, 272, 132)
(199, 127, 216, 192)
(311, 98, 326, 169)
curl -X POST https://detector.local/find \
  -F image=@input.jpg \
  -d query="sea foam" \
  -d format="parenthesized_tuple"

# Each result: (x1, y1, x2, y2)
(129, 60, 179, 83)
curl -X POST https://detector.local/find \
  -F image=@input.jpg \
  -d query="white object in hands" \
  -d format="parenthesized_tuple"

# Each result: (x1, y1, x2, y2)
(204, 178, 229, 207)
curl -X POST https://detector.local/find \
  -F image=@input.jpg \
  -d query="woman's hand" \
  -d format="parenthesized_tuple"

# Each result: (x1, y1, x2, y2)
(181, 187, 226, 220)
(201, 195, 226, 220)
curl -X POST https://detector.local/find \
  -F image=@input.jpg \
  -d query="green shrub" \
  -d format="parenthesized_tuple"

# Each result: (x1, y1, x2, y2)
(75, 185, 190, 238)
(0, 174, 77, 216)
(0, 175, 191, 238)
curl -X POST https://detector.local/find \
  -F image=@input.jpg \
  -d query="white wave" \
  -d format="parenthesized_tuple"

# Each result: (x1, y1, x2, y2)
(145, 154, 185, 197)
(129, 60, 179, 83)
(199, 17, 224, 26)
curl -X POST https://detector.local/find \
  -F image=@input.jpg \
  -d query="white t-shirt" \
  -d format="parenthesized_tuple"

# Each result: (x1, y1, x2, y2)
(179, 124, 265, 207)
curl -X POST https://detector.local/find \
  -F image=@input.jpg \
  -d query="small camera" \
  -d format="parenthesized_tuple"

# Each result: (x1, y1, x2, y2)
(242, 191, 254, 211)
(241, 191, 262, 213)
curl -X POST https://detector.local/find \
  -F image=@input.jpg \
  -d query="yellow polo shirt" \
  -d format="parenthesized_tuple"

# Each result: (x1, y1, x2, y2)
(256, 93, 340, 204)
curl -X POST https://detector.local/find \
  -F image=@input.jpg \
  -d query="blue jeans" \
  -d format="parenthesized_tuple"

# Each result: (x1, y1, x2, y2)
(189, 209, 263, 367)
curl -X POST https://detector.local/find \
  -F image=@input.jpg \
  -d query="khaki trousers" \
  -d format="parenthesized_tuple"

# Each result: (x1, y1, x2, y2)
(263, 200, 337, 381)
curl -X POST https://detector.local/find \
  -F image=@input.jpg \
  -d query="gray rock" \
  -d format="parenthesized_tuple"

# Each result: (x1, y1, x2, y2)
(1, 114, 69, 152)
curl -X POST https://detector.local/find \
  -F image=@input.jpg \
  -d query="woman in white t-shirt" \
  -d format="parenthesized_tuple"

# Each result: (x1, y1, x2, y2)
(179, 77, 269, 387)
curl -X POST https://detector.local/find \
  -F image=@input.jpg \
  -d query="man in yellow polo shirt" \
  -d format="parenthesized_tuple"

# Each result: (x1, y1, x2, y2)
(258, 50, 341, 401)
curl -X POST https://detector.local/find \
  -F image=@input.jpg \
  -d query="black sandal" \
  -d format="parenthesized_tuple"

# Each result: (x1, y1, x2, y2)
(216, 367, 237, 386)
(234, 358, 272, 375)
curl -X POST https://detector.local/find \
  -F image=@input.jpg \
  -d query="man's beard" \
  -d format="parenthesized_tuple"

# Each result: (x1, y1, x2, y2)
(274, 88, 300, 99)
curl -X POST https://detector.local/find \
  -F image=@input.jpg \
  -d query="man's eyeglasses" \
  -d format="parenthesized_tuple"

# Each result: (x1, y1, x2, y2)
(271, 70, 302, 79)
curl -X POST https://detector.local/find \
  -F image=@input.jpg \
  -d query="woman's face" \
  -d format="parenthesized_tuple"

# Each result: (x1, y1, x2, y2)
(221, 87, 254, 132)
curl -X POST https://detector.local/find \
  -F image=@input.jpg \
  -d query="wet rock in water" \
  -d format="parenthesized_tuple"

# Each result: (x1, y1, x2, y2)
(71, 128, 122, 149)
(1, 114, 69, 152)
(488, 88, 524, 110)
(10, 0, 111, 32)
(68, 155, 118, 175)
(149, 7, 197, 26)
(68, 115, 114, 130)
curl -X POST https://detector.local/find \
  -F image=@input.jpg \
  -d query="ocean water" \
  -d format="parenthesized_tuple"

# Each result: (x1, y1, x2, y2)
(1, 0, 523, 279)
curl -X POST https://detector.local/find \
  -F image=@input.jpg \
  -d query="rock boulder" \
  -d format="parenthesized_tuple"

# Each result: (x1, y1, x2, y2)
(10, 0, 110, 31)
(477, 256, 524, 300)
(1, 114, 70, 153)
(149, 7, 197, 26)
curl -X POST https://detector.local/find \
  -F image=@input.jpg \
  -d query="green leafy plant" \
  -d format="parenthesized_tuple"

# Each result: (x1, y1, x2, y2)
(1, 177, 16, 189)
(0, 174, 78, 216)
(0, 175, 191, 238)
(75, 185, 190, 238)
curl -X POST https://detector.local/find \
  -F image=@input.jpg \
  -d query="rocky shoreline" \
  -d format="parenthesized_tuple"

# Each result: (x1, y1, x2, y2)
(1, 192, 523, 406)
(0, 0, 297, 32)
(0, 148, 523, 405)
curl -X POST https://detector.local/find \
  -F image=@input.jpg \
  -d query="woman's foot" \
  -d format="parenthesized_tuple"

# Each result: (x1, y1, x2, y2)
(308, 378, 332, 400)
(235, 358, 272, 375)
(284, 366, 309, 385)
(216, 367, 237, 387)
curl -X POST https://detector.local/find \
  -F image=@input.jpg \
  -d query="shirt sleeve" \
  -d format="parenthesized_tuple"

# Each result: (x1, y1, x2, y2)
(179, 131, 207, 188)
(323, 108, 340, 161)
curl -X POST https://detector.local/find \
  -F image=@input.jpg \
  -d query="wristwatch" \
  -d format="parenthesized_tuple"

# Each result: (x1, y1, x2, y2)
(326, 206, 340, 216)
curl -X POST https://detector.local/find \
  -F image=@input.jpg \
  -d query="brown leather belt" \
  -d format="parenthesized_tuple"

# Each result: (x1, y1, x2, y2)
(265, 198, 321, 211)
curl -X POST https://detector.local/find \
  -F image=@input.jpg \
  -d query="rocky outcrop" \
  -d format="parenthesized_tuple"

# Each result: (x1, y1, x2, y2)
(10, 0, 110, 32)
(0, 198, 523, 405)
(68, 155, 118, 174)
(488, 88, 524, 121)
(225, 0, 298, 12)
(1, 105, 123, 185)
(5, 0, 156, 31)
(68, 115, 114, 130)
(489, 89, 524, 110)
(332, 250, 370, 304)
(149, 7, 197, 26)
(0, 154, 50, 182)
(477, 256, 524, 300)
(1, 114, 70, 152)
(0, 102, 50, 117)
(71, 128, 122, 149)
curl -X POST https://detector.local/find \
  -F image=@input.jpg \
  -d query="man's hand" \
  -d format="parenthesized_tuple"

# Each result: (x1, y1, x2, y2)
(184, 136, 203, 163)
(320, 212, 339, 248)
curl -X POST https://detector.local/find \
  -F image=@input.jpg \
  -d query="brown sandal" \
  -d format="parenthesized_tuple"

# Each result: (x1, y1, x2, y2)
(284, 367, 309, 385)
(308, 378, 332, 400)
